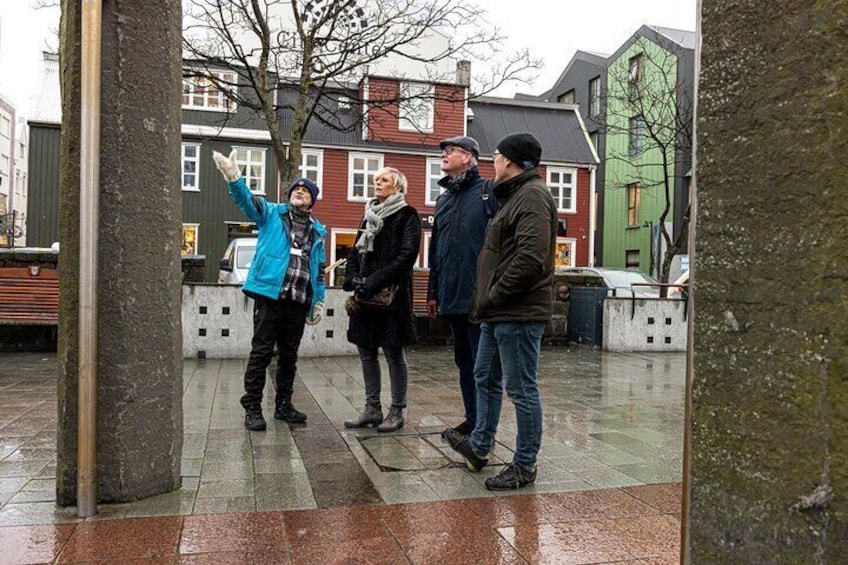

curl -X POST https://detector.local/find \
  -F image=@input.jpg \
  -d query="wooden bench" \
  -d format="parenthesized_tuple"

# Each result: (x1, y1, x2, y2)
(0, 267, 60, 326)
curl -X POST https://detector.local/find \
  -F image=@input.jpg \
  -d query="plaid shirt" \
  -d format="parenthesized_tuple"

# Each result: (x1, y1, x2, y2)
(281, 209, 314, 304)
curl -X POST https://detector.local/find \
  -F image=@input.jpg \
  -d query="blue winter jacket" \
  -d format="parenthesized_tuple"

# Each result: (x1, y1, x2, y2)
(426, 167, 497, 316)
(227, 177, 327, 317)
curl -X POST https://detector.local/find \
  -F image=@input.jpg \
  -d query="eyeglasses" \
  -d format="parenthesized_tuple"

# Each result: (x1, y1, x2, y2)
(441, 146, 468, 156)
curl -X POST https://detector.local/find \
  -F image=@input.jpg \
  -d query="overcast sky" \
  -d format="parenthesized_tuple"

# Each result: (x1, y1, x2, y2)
(0, 0, 696, 119)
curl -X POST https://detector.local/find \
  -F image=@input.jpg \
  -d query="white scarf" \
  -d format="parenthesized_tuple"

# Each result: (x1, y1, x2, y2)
(355, 192, 408, 253)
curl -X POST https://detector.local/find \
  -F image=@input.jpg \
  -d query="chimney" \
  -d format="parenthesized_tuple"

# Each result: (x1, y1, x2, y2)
(456, 60, 471, 87)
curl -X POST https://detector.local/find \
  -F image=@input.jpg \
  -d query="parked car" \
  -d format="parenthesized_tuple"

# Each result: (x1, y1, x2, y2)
(218, 238, 257, 284)
(557, 267, 661, 298)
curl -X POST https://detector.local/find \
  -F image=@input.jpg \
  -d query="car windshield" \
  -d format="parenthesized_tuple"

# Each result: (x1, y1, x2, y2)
(603, 270, 659, 293)
(235, 246, 256, 269)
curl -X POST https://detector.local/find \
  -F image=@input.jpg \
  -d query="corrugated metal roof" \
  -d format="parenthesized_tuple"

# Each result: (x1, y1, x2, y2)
(647, 26, 697, 50)
(468, 98, 596, 165)
(28, 53, 61, 124)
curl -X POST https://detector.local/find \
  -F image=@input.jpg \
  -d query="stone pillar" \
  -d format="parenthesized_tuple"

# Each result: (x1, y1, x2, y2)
(56, 0, 183, 504)
(691, 0, 848, 561)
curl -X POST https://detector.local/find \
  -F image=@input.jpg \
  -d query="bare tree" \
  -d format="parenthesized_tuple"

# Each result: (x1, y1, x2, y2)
(182, 0, 540, 185)
(602, 36, 693, 290)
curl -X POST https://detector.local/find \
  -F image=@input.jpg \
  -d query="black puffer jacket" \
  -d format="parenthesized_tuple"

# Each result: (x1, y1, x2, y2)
(344, 205, 422, 349)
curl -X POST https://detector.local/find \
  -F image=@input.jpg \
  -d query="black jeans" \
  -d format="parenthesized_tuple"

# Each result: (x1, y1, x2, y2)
(357, 345, 408, 409)
(443, 314, 482, 427)
(240, 296, 309, 409)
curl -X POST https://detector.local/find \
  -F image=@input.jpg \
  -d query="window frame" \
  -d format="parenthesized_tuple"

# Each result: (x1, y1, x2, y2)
(298, 148, 324, 200)
(629, 116, 646, 156)
(425, 158, 444, 206)
(182, 70, 238, 112)
(557, 89, 576, 104)
(628, 54, 642, 99)
(347, 152, 384, 202)
(554, 237, 577, 270)
(398, 81, 435, 133)
(627, 182, 641, 228)
(181, 223, 200, 256)
(233, 146, 267, 195)
(330, 228, 359, 286)
(181, 143, 201, 192)
(547, 167, 578, 213)
(588, 77, 601, 116)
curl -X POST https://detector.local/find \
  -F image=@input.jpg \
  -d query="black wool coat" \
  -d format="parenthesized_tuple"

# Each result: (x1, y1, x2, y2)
(344, 205, 422, 349)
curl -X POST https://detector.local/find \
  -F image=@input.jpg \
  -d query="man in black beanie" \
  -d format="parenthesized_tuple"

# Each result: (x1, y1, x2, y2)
(443, 132, 555, 491)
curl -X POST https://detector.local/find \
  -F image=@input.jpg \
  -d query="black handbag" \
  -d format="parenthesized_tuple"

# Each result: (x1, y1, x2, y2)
(345, 252, 398, 313)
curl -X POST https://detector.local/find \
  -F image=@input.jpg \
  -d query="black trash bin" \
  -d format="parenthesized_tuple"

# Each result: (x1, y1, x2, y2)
(566, 285, 607, 346)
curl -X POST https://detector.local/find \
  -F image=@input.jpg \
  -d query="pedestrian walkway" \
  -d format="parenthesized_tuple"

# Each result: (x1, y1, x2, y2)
(0, 346, 685, 563)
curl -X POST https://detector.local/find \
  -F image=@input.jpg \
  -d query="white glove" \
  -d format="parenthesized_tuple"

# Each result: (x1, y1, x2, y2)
(306, 302, 324, 326)
(212, 149, 241, 182)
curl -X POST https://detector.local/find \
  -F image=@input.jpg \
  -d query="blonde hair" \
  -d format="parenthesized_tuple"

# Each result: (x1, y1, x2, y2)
(376, 167, 408, 194)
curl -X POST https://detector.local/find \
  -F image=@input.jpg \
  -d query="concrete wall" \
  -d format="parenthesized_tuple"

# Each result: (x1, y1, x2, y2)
(182, 285, 357, 359)
(603, 298, 687, 352)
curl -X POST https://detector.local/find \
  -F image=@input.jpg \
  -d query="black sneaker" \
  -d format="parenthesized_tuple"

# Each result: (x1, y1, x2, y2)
(452, 421, 474, 436)
(274, 398, 307, 423)
(485, 463, 537, 491)
(442, 428, 488, 472)
(244, 405, 266, 431)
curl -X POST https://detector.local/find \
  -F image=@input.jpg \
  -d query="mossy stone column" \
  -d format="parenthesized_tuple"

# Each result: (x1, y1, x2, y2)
(56, 0, 183, 504)
(691, 0, 848, 560)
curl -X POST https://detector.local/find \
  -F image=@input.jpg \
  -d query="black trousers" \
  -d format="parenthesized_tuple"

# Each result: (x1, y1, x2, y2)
(443, 314, 482, 427)
(240, 296, 309, 409)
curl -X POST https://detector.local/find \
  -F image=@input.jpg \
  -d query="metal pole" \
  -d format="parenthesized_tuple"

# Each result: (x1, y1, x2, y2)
(680, 0, 703, 562)
(78, 0, 102, 518)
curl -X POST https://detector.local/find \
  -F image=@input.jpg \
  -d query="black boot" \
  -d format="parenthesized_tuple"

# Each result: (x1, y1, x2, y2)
(274, 398, 307, 423)
(344, 404, 383, 428)
(244, 404, 267, 431)
(377, 406, 404, 433)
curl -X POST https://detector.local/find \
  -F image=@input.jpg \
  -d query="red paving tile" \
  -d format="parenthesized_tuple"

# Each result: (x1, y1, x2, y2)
(57, 516, 182, 563)
(0, 523, 76, 565)
(0, 485, 683, 564)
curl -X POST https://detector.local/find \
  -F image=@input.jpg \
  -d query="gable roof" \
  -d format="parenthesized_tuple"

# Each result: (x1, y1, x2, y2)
(468, 97, 597, 165)
(540, 50, 609, 102)
(646, 25, 697, 50)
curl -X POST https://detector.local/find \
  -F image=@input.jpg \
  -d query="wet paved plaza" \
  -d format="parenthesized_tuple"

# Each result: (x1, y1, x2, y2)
(0, 346, 685, 563)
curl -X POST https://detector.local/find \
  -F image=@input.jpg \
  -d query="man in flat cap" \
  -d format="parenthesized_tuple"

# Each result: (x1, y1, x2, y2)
(443, 132, 556, 490)
(213, 149, 327, 431)
(428, 136, 497, 436)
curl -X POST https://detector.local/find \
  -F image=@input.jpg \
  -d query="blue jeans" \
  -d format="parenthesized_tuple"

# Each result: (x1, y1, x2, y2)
(470, 321, 545, 469)
(443, 315, 481, 427)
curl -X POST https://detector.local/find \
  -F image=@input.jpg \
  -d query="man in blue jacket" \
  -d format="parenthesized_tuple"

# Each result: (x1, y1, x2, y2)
(427, 136, 496, 435)
(213, 149, 327, 431)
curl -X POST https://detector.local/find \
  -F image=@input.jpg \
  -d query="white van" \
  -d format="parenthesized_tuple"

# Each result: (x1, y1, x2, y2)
(218, 238, 257, 284)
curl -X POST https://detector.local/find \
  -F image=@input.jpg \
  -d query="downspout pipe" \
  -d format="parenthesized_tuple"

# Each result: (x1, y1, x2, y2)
(78, 0, 102, 518)
(588, 165, 597, 267)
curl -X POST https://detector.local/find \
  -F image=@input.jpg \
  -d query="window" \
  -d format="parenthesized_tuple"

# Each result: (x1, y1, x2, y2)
(629, 116, 645, 156)
(182, 70, 237, 111)
(554, 238, 576, 270)
(628, 55, 642, 99)
(557, 90, 575, 104)
(590, 131, 600, 155)
(627, 182, 641, 227)
(235, 147, 266, 193)
(348, 152, 383, 200)
(425, 158, 444, 206)
(181, 143, 200, 191)
(299, 149, 323, 199)
(589, 77, 600, 116)
(181, 224, 199, 256)
(17, 142, 25, 159)
(0, 116, 9, 139)
(330, 229, 358, 286)
(398, 82, 434, 132)
(625, 249, 641, 270)
(547, 167, 577, 213)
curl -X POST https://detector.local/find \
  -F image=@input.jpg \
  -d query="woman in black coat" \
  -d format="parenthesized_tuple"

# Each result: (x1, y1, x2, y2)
(343, 167, 421, 432)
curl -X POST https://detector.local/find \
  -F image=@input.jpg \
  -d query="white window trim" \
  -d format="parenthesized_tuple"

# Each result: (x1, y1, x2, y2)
(181, 70, 238, 112)
(233, 146, 267, 195)
(398, 82, 435, 133)
(547, 167, 578, 213)
(347, 152, 384, 202)
(555, 237, 577, 269)
(425, 158, 444, 207)
(330, 228, 359, 287)
(299, 148, 324, 200)
(181, 143, 201, 192)
(421, 231, 432, 269)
